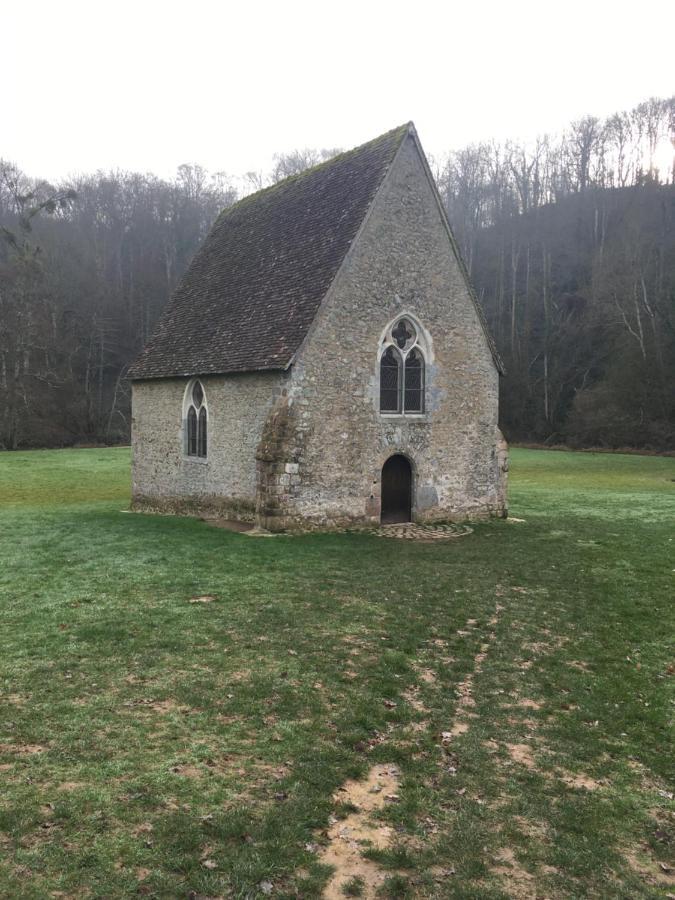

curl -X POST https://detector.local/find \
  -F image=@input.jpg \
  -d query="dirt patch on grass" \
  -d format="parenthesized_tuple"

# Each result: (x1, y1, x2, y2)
(512, 698, 543, 711)
(454, 639, 490, 708)
(170, 763, 203, 778)
(403, 687, 428, 714)
(493, 846, 536, 898)
(216, 713, 243, 726)
(558, 769, 603, 791)
(150, 699, 189, 713)
(488, 604, 504, 627)
(442, 600, 505, 744)
(624, 845, 675, 887)
(318, 763, 400, 898)
(512, 815, 549, 842)
(0, 742, 47, 755)
(506, 743, 537, 770)
(229, 669, 252, 682)
(57, 781, 86, 792)
(427, 638, 449, 649)
(567, 660, 591, 672)
(416, 667, 437, 684)
(409, 720, 429, 733)
(2, 694, 27, 706)
(121, 697, 191, 715)
(448, 721, 469, 737)
(507, 716, 538, 731)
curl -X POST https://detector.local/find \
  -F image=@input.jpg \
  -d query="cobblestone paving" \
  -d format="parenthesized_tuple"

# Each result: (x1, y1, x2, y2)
(218, 520, 475, 540)
(371, 522, 474, 541)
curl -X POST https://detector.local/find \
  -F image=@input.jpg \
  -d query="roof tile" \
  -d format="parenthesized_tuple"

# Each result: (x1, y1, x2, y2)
(128, 124, 410, 379)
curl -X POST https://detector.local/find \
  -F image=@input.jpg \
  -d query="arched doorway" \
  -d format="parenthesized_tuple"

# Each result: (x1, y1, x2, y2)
(381, 455, 412, 524)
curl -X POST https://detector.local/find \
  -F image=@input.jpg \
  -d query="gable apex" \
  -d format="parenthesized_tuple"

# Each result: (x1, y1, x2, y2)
(127, 121, 502, 380)
(398, 127, 505, 375)
(128, 124, 409, 381)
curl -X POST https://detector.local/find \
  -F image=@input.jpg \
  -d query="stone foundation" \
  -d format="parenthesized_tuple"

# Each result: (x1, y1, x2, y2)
(131, 494, 256, 521)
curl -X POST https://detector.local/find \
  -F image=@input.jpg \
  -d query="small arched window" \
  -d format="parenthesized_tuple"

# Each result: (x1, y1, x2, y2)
(404, 348, 424, 412)
(379, 317, 426, 414)
(185, 379, 207, 458)
(379, 346, 402, 412)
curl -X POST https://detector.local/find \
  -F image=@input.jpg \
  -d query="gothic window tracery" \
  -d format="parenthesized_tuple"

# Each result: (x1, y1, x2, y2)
(379, 317, 426, 414)
(185, 379, 207, 458)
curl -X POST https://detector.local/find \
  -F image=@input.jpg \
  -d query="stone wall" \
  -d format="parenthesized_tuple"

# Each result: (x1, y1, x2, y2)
(256, 133, 507, 530)
(131, 372, 285, 517)
(132, 131, 507, 530)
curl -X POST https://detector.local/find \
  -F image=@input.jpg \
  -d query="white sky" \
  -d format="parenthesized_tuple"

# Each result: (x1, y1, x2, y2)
(3, 0, 674, 183)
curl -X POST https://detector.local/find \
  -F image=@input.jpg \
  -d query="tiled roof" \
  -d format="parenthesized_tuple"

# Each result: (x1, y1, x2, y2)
(128, 124, 410, 379)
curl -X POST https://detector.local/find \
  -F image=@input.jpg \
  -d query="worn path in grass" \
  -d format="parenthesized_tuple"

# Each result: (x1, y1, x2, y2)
(0, 447, 673, 898)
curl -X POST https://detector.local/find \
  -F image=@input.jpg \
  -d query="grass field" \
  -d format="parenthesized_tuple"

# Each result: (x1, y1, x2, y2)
(0, 447, 673, 899)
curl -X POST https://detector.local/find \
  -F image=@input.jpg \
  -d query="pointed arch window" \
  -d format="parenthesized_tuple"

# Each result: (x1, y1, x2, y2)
(404, 347, 424, 412)
(379, 346, 402, 412)
(379, 317, 426, 415)
(185, 379, 207, 458)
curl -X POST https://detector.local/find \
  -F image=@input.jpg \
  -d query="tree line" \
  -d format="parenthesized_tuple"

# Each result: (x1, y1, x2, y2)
(1, 96, 673, 450)
(0, 164, 236, 448)
(437, 96, 674, 449)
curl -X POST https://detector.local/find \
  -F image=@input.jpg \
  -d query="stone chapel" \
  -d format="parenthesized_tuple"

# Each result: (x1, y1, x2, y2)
(128, 123, 508, 530)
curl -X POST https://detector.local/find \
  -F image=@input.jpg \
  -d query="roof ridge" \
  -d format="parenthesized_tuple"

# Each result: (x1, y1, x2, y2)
(129, 122, 412, 380)
(216, 122, 411, 220)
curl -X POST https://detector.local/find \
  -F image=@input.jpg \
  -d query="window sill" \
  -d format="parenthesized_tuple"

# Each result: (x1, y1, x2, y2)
(379, 413, 429, 421)
(182, 455, 209, 464)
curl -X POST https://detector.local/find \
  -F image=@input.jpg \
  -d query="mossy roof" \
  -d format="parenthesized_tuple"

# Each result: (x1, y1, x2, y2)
(128, 124, 410, 379)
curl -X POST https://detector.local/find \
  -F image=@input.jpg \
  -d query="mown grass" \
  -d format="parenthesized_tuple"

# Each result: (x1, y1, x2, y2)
(0, 447, 673, 898)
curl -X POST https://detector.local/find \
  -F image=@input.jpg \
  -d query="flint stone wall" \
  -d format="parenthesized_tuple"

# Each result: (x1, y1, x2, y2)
(131, 133, 507, 528)
(256, 134, 506, 530)
(131, 372, 285, 518)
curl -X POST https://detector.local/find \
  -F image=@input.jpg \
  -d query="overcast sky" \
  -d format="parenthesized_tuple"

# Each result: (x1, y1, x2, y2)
(3, 0, 673, 183)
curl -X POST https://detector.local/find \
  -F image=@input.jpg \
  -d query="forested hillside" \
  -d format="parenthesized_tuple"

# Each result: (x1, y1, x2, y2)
(438, 104, 675, 447)
(1, 98, 673, 449)
(476, 187, 674, 448)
